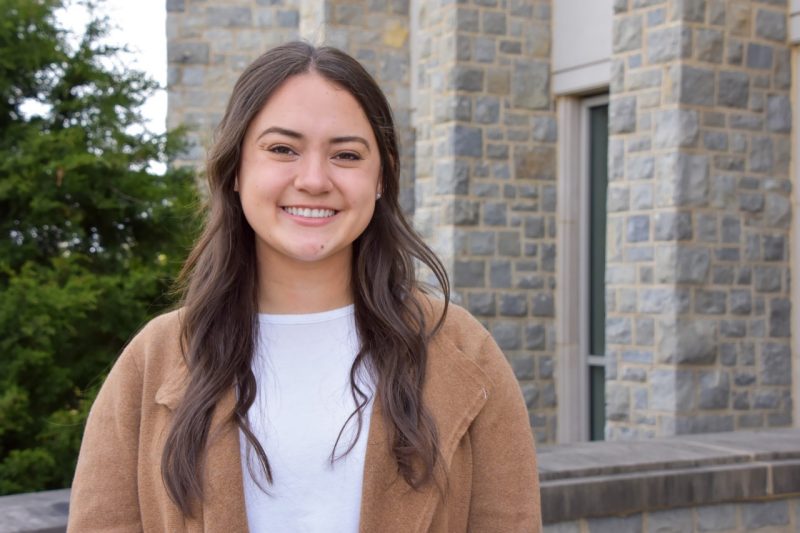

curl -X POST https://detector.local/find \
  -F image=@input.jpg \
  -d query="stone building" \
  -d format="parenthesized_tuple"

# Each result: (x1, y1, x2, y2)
(166, 0, 797, 446)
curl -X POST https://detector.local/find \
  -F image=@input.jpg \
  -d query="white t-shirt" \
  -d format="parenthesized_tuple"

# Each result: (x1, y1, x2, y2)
(240, 305, 373, 533)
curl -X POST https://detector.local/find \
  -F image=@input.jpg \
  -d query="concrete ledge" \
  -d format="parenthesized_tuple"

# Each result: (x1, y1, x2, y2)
(0, 489, 69, 533)
(3, 430, 800, 530)
(538, 428, 800, 524)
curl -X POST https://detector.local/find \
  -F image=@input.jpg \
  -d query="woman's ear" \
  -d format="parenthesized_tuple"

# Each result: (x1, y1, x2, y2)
(234, 175, 239, 192)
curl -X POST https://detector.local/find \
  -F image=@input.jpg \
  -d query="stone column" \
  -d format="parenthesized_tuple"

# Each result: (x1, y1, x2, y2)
(167, 0, 301, 172)
(412, 0, 557, 442)
(606, 0, 792, 438)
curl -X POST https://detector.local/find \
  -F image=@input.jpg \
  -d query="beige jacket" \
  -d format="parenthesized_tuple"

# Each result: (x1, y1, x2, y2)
(68, 301, 541, 532)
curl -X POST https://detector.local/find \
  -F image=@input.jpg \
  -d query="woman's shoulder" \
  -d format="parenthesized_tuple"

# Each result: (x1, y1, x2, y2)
(415, 293, 502, 370)
(116, 307, 185, 377)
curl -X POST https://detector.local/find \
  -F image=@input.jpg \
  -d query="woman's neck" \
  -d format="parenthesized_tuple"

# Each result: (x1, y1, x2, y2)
(255, 250, 353, 314)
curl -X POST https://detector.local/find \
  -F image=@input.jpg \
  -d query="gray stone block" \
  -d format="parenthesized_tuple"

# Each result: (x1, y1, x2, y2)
(654, 109, 699, 148)
(522, 324, 545, 351)
(511, 61, 549, 110)
(520, 383, 538, 408)
(656, 153, 708, 208)
(454, 260, 485, 288)
(749, 136, 773, 173)
(606, 383, 630, 421)
(647, 7, 666, 26)
(453, 125, 483, 157)
(755, 9, 787, 42)
(730, 290, 752, 315)
(614, 15, 643, 53)
(207, 6, 252, 27)
(712, 266, 734, 284)
(747, 42, 774, 69)
(767, 94, 791, 133)
(588, 515, 642, 533)
(482, 11, 506, 34)
(607, 317, 632, 345)
(508, 354, 536, 380)
(696, 28, 723, 63)
(657, 319, 716, 364)
(742, 500, 789, 528)
(609, 186, 630, 212)
(769, 298, 791, 337)
(763, 235, 784, 261)
(639, 288, 690, 314)
(489, 260, 512, 288)
(435, 159, 470, 194)
(539, 356, 554, 379)
(647, 507, 692, 533)
(654, 212, 692, 241)
(500, 293, 527, 316)
(695, 290, 726, 314)
(631, 184, 653, 209)
(703, 131, 728, 151)
(474, 96, 500, 124)
(491, 321, 521, 350)
(673, 65, 715, 106)
(532, 293, 554, 317)
(610, 96, 637, 134)
(168, 42, 210, 64)
(468, 292, 495, 316)
(717, 71, 749, 108)
(720, 320, 746, 338)
(622, 367, 647, 382)
(754, 266, 781, 292)
(698, 371, 730, 409)
(627, 215, 650, 243)
(525, 216, 545, 238)
(627, 156, 654, 181)
(497, 231, 520, 256)
(655, 245, 710, 284)
(765, 193, 791, 228)
(276, 9, 299, 27)
(647, 26, 691, 63)
(761, 343, 791, 385)
(532, 117, 557, 142)
(451, 67, 483, 92)
(727, 40, 743, 65)
(635, 319, 655, 346)
(650, 368, 694, 411)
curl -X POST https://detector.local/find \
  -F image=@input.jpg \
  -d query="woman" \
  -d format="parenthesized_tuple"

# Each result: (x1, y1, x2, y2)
(68, 42, 541, 532)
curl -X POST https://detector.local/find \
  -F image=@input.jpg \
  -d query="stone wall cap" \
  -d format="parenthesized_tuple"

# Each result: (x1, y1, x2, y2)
(539, 429, 800, 524)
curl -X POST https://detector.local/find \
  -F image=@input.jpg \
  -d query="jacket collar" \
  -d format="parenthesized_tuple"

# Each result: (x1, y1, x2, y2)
(154, 324, 490, 532)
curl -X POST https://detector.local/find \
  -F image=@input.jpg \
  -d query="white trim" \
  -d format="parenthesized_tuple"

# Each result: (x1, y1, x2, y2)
(553, 60, 611, 96)
(556, 94, 609, 443)
(792, 51, 800, 428)
(556, 96, 586, 443)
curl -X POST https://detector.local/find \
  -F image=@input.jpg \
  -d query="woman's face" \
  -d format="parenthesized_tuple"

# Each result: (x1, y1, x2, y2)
(237, 72, 382, 270)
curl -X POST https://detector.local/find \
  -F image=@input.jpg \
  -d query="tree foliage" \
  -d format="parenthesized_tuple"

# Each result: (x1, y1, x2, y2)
(0, 0, 199, 493)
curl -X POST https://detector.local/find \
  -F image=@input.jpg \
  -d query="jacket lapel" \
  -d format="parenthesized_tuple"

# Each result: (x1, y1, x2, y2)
(358, 332, 490, 533)
(155, 362, 249, 532)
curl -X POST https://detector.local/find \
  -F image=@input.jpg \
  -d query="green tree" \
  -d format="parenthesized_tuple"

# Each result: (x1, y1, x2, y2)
(0, 0, 198, 493)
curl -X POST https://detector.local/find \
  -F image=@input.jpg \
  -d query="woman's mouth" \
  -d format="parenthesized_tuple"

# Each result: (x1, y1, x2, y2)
(282, 206, 337, 218)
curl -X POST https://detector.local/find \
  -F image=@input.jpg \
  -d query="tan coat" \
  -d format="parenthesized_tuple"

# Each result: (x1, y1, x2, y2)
(68, 301, 541, 532)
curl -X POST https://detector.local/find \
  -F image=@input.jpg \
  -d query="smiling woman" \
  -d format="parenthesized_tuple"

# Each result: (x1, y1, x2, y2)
(67, 42, 542, 532)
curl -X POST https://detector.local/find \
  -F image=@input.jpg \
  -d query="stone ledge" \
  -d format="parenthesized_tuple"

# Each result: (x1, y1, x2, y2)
(538, 428, 800, 524)
(0, 488, 69, 533)
(2, 430, 800, 531)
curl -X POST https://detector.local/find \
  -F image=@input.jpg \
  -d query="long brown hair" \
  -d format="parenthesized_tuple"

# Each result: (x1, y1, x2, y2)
(162, 41, 450, 515)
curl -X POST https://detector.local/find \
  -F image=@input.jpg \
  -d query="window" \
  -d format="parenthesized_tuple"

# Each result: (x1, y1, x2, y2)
(556, 94, 608, 443)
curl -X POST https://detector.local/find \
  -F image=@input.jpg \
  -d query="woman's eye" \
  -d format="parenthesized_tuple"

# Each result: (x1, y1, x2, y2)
(269, 145, 296, 155)
(335, 152, 361, 161)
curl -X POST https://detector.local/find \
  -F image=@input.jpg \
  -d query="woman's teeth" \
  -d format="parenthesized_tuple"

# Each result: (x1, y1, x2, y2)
(283, 207, 336, 218)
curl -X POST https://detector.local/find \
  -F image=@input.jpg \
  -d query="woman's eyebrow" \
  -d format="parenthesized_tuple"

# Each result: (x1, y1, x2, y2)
(257, 126, 302, 140)
(331, 136, 371, 153)
(257, 127, 371, 153)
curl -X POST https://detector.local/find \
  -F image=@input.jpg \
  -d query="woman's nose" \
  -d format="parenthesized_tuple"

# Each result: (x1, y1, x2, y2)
(293, 154, 333, 194)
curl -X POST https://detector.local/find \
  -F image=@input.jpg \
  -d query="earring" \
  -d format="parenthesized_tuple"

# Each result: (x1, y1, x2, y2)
(376, 192, 382, 200)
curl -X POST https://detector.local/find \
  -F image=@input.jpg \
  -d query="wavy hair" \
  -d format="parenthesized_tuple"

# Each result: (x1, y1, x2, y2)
(161, 41, 450, 515)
